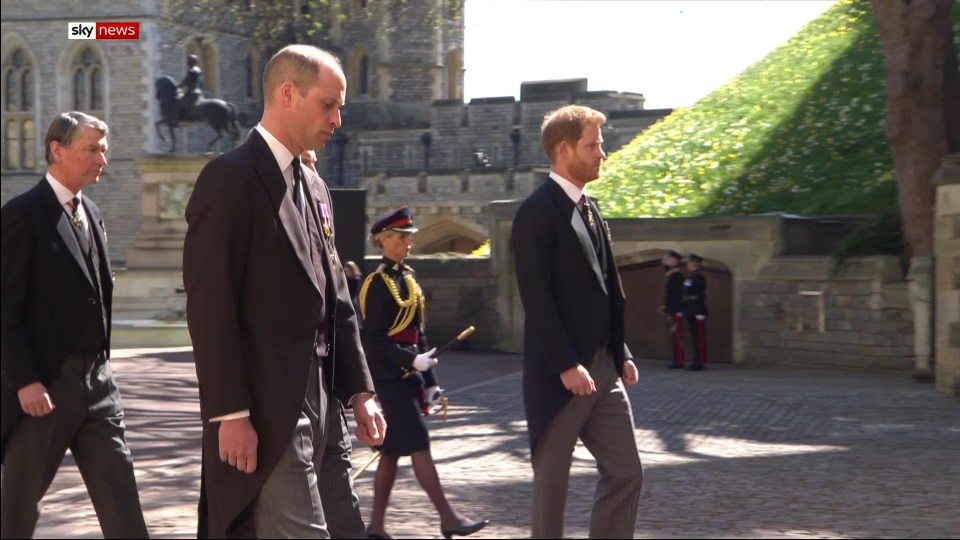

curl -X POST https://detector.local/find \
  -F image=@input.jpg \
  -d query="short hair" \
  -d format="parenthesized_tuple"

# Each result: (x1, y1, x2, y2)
(540, 105, 606, 163)
(369, 230, 391, 249)
(44, 111, 109, 165)
(262, 45, 342, 105)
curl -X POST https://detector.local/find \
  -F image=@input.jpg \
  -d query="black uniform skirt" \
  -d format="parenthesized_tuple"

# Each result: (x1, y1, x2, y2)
(375, 374, 430, 457)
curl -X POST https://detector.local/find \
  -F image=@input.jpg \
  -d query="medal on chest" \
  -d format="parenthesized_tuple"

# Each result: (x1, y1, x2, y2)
(319, 202, 333, 239)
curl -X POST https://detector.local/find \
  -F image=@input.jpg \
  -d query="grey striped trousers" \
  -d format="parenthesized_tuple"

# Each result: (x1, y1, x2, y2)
(318, 401, 367, 539)
(531, 349, 644, 539)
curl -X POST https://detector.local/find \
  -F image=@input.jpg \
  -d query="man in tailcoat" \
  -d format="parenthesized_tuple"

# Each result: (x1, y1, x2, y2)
(1, 111, 148, 538)
(512, 104, 644, 539)
(183, 45, 385, 538)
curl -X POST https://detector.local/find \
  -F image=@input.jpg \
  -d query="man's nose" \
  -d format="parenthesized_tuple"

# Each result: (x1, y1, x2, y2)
(331, 108, 342, 129)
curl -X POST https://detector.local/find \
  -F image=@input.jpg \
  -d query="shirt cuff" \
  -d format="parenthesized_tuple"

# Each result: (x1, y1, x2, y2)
(210, 410, 250, 422)
(349, 392, 376, 409)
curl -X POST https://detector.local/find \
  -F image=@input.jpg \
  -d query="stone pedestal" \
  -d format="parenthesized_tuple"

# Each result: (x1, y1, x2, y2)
(933, 153, 960, 397)
(112, 154, 210, 348)
(126, 154, 211, 269)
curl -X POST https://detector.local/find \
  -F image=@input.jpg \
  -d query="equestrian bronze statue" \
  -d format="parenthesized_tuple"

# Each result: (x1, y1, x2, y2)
(154, 55, 240, 153)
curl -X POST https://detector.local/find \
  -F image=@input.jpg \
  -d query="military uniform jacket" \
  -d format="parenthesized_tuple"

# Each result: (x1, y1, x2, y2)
(682, 271, 708, 316)
(663, 267, 685, 314)
(359, 257, 430, 382)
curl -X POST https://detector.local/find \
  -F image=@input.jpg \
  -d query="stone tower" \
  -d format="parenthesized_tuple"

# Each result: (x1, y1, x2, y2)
(328, 0, 464, 124)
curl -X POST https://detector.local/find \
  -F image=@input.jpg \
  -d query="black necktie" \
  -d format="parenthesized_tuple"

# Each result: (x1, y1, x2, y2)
(579, 194, 600, 248)
(291, 157, 306, 220)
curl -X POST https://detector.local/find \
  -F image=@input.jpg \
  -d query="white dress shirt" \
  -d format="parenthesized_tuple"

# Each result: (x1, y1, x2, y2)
(550, 171, 585, 205)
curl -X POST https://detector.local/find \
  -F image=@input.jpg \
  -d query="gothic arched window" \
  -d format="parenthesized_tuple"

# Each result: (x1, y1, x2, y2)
(359, 55, 369, 95)
(2, 47, 37, 170)
(348, 48, 369, 98)
(70, 46, 104, 117)
(245, 49, 261, 99)
(186, 38, 218, 95)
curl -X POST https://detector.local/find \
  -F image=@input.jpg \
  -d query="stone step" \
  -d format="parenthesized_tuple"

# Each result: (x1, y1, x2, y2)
(111, 319, 191, 348)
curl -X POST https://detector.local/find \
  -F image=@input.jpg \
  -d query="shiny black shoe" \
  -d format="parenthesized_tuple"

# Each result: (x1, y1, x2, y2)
(366, 529, 393, 540)
(688, 363, 704, 371)
(441, 518, 489, 539)
(666, 363, 684, 369)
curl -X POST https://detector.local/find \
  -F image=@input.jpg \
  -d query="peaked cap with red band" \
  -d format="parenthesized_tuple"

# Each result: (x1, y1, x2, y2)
(371, 206, 419, 234)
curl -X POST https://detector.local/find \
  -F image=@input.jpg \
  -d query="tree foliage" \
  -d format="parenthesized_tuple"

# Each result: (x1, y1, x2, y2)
(160, 0, 462, 54)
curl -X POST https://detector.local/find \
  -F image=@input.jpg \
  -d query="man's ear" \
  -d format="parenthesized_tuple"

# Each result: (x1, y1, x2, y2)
(49, 141, 62, 163)
(279, 82, 295, 106)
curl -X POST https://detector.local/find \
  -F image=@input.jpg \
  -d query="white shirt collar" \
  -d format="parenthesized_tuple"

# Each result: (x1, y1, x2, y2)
(45, 173, 80, 206)
(254, 124, 299, 178)
(549, 171, 584, 204)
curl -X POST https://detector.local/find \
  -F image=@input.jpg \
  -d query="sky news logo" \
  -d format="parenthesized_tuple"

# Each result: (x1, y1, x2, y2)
(68, 22, 140, 40)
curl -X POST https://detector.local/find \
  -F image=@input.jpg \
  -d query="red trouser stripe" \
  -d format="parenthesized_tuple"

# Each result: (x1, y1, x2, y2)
(697, 319, 707, 364)
(672, 313, 684, 366)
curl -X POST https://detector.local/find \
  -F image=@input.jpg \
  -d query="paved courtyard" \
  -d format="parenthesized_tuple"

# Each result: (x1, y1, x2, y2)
(20, 349, 960, 538)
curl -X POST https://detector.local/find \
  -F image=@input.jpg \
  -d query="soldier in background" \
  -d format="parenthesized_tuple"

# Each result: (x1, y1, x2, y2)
(661, 250, 686, 369)
(682, 254, 708, 371)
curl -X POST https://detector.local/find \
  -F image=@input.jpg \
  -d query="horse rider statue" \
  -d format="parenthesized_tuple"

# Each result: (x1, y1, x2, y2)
(178, 54, 204, 119)
(154, 52, 240, 153)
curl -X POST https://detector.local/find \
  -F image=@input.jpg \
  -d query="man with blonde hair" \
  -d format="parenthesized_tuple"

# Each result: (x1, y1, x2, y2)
(512, 104, 644, 538)
(184, 44, 385, 538)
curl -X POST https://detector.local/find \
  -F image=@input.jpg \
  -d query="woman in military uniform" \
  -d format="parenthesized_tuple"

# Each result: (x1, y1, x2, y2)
(360, 206, 488, 540)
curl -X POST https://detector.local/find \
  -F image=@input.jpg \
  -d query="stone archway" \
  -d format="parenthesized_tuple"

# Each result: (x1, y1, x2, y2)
(618, 249, 734, 364)
(414, 216, 486, 255)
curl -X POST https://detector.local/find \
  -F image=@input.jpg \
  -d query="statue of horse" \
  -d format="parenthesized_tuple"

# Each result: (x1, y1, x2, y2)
(154, 75, 240, 153)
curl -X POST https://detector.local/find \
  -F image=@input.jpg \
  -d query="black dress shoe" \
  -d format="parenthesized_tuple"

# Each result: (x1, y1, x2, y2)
(666, 363, 684, 369)
(366, 529, 393, 540)
(441, 518, 489, 539)
(688, 363, 704, 371)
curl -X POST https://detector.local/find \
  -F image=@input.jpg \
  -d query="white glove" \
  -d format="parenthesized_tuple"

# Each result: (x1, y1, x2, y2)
(412, 347, 438, 372)
(425, 385, 444, 405)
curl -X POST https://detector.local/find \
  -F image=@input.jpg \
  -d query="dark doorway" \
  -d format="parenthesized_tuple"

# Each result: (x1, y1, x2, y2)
(620, 259, 733, 363)
(330, 188, 366, 267)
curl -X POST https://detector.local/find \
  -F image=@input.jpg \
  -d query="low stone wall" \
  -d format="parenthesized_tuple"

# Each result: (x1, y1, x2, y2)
(362, 254, 499, 351)
(741, 256, 913, 370)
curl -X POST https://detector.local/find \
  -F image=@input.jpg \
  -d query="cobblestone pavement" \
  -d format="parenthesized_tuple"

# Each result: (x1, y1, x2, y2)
(20, 349, 960, 539)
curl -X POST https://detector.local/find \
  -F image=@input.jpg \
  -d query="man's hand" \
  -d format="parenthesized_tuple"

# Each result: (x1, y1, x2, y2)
(18, 382, 54, 416)
(353, 394, 387, 447)
(560, 365, 596, 396)
(621, 359, 639, 387)
(218, 417, 258, 474)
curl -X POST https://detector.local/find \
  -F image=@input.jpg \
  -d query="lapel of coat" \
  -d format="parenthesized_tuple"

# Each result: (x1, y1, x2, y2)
(590, 199, 626, 302)
(247, 132, 322, 295)
(83, 198, 113, 297)
(546, 180, 607, 295)
(39, 179, 94, 288)
(304, 170, 340, 270)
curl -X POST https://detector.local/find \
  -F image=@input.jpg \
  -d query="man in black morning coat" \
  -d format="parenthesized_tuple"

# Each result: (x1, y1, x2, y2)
(511, 104, 644, 539)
